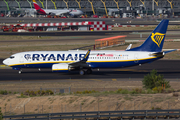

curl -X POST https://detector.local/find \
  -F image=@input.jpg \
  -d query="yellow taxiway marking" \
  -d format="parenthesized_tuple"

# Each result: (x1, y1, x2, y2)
(112, 79, 117, 81)
(114, 69, 148, 72)
(0, 65, 11, 69)
(0, 65, 8, 67)
(115, 69, 136, 71)
(64, 79, 82, 82)
(89, 79, 102, 82)
(0, 65, 5, 67)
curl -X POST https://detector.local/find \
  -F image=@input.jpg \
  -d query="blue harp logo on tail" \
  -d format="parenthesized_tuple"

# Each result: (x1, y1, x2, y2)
(151, 32, 165, 47)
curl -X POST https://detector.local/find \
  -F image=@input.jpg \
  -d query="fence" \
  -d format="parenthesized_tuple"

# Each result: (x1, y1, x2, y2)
(1, 86, 180, 116)
(3, 109, 180, 120)
(95, 36, 126, 49)
(0, 87, 71, 95)
(1, 100, 180, 116)
(0, 87, 125, 95)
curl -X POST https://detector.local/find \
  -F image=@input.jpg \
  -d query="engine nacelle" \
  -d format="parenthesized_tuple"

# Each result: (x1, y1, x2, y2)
(52, 63, 69, 72)
(49, 12, 56, 16)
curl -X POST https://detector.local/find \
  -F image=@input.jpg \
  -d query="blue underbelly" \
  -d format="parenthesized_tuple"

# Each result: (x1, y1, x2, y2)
(11, 57, 160, 69)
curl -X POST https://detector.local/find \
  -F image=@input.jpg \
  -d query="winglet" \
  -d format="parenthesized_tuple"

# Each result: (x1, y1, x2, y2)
(126, 44, 132, 50)
(82, 49, 91, 61)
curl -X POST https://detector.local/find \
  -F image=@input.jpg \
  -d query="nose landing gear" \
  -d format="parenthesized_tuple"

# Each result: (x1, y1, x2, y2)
(19, 70, 22, 74)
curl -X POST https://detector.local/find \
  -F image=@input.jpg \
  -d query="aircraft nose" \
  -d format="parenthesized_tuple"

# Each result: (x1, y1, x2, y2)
(3, 59, 9, 65)
(80, 11, 83, 15)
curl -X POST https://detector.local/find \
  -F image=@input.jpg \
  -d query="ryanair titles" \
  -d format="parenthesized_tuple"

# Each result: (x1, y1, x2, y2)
(24, 54, 86, 61)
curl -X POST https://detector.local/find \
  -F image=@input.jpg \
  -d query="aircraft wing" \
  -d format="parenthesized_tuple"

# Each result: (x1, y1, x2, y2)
(55, 11, 70, 16)
(69, 49, 91, 68)
(53, 10, 71, 16)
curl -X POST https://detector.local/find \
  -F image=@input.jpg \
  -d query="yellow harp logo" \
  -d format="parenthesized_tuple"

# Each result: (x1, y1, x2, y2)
(151, 32, 165, 47)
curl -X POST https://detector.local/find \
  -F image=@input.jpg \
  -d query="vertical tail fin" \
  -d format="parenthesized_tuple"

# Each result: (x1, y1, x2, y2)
(127, 19, 169, 52)
(33, 0, 46, 15)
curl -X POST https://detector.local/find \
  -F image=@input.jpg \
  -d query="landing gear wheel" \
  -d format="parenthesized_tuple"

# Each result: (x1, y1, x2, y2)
(19, 70, 22, 74)
(86, 69, 92, 74)
(79, 70, 85, 75)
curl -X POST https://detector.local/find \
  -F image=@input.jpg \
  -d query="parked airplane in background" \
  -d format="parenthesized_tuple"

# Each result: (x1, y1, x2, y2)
(3, 20, 176, 75)
(33, 0, 83, 17)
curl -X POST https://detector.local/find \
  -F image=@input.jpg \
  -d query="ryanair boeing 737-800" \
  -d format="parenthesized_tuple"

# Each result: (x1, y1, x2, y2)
(3, 19, 176, 75)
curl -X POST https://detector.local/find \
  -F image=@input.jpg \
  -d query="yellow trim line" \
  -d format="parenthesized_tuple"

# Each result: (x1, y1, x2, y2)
(53, 69, 68, 71)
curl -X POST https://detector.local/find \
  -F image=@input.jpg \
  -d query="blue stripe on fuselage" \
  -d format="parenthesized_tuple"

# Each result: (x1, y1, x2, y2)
(11, 57, 161, 69)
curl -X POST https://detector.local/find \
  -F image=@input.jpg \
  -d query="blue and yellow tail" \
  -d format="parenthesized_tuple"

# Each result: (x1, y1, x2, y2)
(127, 19, 169, 52)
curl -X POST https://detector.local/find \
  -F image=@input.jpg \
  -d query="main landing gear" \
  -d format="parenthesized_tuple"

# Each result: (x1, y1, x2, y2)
(79, 70, 85, 75)
(79, 69, 92, 75)
(86, 69, 92, 74)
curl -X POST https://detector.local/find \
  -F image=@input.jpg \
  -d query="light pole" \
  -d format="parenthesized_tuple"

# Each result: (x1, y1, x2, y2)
(46, 0, 47, 9)
(152, 0, 154, 16)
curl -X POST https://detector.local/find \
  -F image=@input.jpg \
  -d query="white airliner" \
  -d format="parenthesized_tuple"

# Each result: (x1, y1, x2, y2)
(3, 19, 176, 75)
(33, 0, 83, 17)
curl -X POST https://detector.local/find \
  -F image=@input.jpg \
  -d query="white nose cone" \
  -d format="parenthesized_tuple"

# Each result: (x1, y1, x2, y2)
(3, 59, 8, 65)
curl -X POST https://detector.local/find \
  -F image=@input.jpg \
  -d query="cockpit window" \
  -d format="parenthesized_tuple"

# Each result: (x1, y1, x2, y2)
(10, 56, 15, 59)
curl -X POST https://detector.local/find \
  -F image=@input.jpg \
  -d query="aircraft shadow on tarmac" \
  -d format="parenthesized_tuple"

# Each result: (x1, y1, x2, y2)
(13, 69, 180, 79)
(1, 69, 180, 81)
(1, 60, 180, 81)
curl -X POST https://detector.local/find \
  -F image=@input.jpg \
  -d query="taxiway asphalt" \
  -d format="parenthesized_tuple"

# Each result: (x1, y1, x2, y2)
(0, 60, 180, 82)
(1, 18, 180, 25)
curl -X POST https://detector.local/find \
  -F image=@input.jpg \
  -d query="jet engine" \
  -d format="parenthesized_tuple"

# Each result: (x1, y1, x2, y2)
(52, 63, 69, 72)
(49, 12, 56, 16)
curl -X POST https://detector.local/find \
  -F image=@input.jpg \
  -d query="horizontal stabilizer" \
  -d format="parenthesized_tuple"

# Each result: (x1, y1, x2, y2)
(150, 52, 164, 57)
(163, 49, 177, 54)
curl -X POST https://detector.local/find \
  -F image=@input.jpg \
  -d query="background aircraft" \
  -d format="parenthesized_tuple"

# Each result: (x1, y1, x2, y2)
(33, 0, 83, 17)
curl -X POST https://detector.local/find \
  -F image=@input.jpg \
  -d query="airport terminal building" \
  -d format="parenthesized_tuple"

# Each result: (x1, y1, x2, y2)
(0, 0, 179, 9)
(0, 0, 180, 17)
